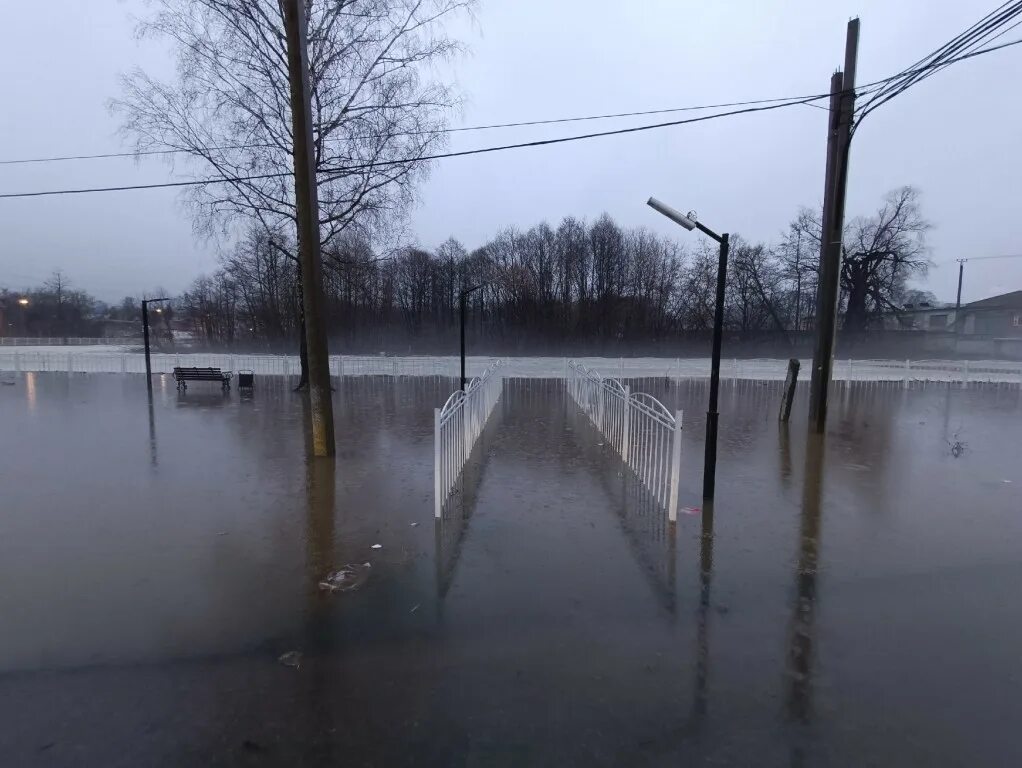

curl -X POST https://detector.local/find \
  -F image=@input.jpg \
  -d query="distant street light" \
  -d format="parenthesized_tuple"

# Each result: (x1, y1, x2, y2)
(647, 197, 730, 501)
(17, 298, 29, 306)
(141, 297, 170, 394)
(459, 283, 486, 391)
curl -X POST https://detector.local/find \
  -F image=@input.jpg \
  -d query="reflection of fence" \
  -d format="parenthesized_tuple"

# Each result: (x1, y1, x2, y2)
(434, 360, 504, 518)
(567, 361, 683, 520)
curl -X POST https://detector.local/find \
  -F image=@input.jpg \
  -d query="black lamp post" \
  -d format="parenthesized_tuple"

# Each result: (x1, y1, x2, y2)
(459, 283, 486, 391)
(141, 297, 170, 393)
(647, 197, 729, 500)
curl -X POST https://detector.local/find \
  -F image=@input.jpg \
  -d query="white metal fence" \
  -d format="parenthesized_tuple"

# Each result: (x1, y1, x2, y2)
(0, 337, 141, 346)
(567, 361, 684, 521)
(434, 360, 504, 518)
(2, 349, 1022, 384)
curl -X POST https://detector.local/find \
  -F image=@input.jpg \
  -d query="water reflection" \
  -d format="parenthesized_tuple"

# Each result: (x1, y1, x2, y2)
(786, 431, 825, 723)
(435, 419, 492, 603)
(607, 471, 678, 614)
(694, 500, 714, 720)
(147, 393, 158, 468)
(25, 371, 36, 412)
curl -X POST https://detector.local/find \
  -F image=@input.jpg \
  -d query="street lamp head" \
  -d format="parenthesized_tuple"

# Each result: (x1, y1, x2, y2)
(17, 298, 30, 306)
(647, 197, 696, 231)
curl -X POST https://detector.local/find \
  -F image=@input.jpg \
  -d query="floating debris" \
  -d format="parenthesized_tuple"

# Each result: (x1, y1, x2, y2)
(319, 562, 372, 592)
(680, 506, 701, 516)
(410, 603, 420, 614)
(278, 650, 302, 668)
(410, 522, 419, 527)
(371, 543, 383, 549)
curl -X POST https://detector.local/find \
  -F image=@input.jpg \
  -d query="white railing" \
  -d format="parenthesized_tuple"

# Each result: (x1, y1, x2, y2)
(567, 361, 630, 455)
(567, 360, 684, 521)
(0, 337, 142, 346)
(434, 360, 504, 518)
(2, 350, 1022, 384)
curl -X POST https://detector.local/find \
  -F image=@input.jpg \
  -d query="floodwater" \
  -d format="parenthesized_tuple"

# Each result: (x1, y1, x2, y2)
(0, 372, 1020, 766)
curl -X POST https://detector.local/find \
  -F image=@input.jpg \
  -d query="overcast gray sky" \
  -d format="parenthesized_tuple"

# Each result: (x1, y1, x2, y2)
(1, 0, 1020, 304)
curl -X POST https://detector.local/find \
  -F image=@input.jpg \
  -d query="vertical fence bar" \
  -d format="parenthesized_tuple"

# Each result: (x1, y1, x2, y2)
(434, 408, 442, 518)
(667, 410, 683, 521)
(622, 387, 631, 459)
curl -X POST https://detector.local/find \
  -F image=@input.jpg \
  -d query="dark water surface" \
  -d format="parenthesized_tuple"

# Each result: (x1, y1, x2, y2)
(0, 372, 1020, 766)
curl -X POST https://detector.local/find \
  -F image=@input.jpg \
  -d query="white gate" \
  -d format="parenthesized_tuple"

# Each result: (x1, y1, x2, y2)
(568, 360, 683, 520)
(434, 360, 504, 517)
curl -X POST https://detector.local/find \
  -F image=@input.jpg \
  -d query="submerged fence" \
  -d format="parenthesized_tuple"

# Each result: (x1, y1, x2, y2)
(434, 360, 504, 518)
(2, 349, 1022, 384)
(567, 361, 683, 521)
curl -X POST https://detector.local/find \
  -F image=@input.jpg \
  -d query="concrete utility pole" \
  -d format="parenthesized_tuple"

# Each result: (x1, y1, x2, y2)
(283, 0, 335, 456)
(808, 18, 859, 434)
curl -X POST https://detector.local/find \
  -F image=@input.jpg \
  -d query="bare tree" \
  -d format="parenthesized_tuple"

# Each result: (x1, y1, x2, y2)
(778, 208, 821, 331)
(115, 0, 473, 374)
(841, 186, 931, 332)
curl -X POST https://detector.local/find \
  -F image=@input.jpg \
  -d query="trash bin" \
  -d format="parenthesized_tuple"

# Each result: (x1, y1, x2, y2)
(238, 369, 254, 388)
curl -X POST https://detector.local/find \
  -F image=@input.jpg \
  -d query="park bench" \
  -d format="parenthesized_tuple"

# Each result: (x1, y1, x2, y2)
(173, 366, 232, 391)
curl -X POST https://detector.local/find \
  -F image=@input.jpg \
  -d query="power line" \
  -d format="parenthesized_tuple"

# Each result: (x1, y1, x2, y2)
(0, 37, 1019, 200)
(856, 2, 1022, 123)
(0, 91, 859, 167)
(0, 172, 289, 199)
(2, 34, 1008, 170)
(0, 97, 822, 199)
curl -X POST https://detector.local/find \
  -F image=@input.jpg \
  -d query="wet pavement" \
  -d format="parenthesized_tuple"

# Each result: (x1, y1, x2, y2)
(0, 372, 1020, 766)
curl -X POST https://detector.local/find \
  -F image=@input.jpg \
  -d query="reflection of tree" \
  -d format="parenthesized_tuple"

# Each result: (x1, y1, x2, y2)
(778, 422, 793, 490)
(786, 433, 825, 723)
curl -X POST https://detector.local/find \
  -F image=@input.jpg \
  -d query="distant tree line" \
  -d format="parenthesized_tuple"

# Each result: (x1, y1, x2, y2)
(176, 186, 932, 353)
(0, 187, 931, 352)
(0, 271, 146, 339)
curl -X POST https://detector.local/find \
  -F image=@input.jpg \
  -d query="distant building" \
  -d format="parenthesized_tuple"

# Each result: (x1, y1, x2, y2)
(880, 301, 956, 331)
(878, 289, 1022, 358)
(959, 290, 1022, 337)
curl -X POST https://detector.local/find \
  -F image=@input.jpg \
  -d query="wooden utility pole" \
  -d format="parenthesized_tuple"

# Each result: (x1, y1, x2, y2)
(283, 0, 335, 456)
(954, 259, 966, 334)
(808, 19, 859, 434)
(779, 358, 800, 422)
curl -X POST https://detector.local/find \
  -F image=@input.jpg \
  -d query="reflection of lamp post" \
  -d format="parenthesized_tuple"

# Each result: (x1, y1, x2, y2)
(459, 283, 486, 391)
(141, 298, 169, 393)
(647, 197, 729, 500)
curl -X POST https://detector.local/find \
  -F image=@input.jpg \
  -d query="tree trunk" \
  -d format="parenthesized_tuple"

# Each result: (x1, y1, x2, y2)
(844, 262, 869, 333)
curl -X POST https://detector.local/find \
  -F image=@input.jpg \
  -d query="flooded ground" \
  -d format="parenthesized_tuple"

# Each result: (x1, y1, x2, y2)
(0, 372, 1020, 766)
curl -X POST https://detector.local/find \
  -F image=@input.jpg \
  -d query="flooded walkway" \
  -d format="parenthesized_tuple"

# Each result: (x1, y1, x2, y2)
(1, 373, 1021, 765)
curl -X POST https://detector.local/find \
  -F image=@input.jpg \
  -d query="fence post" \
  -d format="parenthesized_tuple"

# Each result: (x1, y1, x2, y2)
(962, 360, 970, 388)
(903, 358, 910, 389)
(434, 407, 442, 519)
(67, 353, 73, 373)
(622, 385, 631, 460)
(14, 352, 21, 373)
(667, 410, 683, 522)
(120, 355, 127, 374)
(847, 358, 853, 380)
